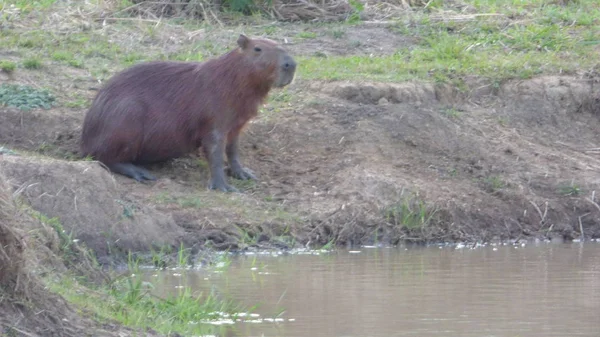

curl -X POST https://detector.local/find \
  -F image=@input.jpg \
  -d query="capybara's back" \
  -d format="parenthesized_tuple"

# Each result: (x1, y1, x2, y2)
(81, 34, 297, 191)
(81, 61, 209, 164)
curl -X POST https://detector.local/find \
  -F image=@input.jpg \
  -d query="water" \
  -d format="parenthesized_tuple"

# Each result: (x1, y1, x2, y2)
(146, 242, 600, 337)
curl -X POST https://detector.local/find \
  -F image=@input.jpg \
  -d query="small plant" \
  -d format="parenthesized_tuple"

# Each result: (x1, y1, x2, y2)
(385, 195, 438, 229)
(51, 51, 73, 61)
(0, 146, 18, 155)
(65, 97, 88, 108)
(0, 60, 16, 73)
(177, 243, 191, 268)
(332, 29, 345, 39)
(298, 31, 317, 39)
(559, 182, 581, 196)
(443, 107, 462, 119)
(0, 83, 56, 111)
(30, 210, 77, 261)
(346, 0, 364, 23)
(482, 175, 506, 193)
(22, 58, 42, 69)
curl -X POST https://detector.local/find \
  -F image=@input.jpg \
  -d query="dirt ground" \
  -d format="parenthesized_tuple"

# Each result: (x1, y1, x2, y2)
(0, 172, 165, 337)
(2, 23, 600, 270)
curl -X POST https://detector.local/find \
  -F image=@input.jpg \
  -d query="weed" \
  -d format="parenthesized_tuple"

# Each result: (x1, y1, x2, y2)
(51, 50, 72, 61)
(115, 199, 137, 218)
(482, 175, 506, 193)
(497, 116, 509, 126)
(0, 83, 56, 111)
(65, 97, 89, 109)
(0, 146, 18, 155)
(150, 245, 173, 269)
(559, 182, 581, 196)
(297, 31, 317, 39)
(177, 242, 191, 268)
(3, 0, 58, 13)
(22, 57, 42, 69)
(178, 196, 204, 208)
(332, 29, 345, 39)
(320, 239, 336, 250)
(29, 210, 78, 262)
(0, 60, 16, 73)
(230, 178, 257, 191)
(346, 0, 364, 24)
(443, 107, 462, 119)
(49, 263, 242, 336)
(384, 195, 438, 229)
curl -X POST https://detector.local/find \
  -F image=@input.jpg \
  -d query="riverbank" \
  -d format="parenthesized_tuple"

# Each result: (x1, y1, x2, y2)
(1, 0, 600, 335)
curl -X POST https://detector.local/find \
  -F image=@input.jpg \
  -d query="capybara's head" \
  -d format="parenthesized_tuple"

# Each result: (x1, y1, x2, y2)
(237, 34, 296, 88)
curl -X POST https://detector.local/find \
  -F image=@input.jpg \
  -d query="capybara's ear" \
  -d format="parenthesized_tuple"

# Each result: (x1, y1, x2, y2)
(237, 34, 250, 49)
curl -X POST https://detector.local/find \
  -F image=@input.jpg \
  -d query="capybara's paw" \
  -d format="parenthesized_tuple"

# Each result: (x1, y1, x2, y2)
(135, 170, 157, 182)
(229, 167, 257, 181)
(109, 163, 156, 183)
(209, 180, 240, 193)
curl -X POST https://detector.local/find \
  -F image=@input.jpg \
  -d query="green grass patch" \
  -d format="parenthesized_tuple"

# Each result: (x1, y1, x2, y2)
(384, 195, 438, 230)
(300, 14, 597, 83)
(559, 181, 582, 196)
(22, 57, 43, 69)
(297, 31, 317, 39)
(295, 0, 599, 83)
(48, 262, 244, 336)
(482, 175, 506, 193)
(0, 83, 56, 111)
(2, 0, 58, 13)
(0, 60, 16, 73)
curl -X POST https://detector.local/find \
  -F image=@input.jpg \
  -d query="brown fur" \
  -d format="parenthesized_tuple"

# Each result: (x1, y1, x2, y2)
(80, 34, 297, 192)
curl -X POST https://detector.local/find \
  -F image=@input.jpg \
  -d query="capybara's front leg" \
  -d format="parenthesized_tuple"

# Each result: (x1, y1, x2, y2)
(226, 131, 257, 181)
(204, 131, 239, 193)
(108, 163, 156, 182)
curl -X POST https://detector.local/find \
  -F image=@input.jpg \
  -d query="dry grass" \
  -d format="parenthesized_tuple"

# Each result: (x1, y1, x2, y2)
(93, 0, 431, 23)
(0, 176, 31, 299)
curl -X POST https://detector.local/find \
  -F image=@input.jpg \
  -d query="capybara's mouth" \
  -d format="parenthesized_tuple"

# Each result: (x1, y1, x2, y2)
(275, 69, 296, 88)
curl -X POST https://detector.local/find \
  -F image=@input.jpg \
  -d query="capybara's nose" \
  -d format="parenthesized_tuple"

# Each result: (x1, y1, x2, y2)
(283, 55, 296, 72)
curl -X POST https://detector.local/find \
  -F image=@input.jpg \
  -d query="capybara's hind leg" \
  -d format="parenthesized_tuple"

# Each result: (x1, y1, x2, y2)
(108, 163, 156, 182)
(226, 128, 257, 181)
(203, 131, 239, 193)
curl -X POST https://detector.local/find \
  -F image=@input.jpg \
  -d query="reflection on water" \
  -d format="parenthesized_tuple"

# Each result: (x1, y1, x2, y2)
(145, 242, 600, 337)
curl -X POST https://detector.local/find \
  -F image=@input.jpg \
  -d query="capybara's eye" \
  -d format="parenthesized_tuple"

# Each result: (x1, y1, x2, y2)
(254, 47, 262, 52)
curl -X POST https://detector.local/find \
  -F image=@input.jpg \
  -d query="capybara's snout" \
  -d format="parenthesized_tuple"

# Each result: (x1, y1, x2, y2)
(276, 53, 297, 87)
(282, 54, 297, 72)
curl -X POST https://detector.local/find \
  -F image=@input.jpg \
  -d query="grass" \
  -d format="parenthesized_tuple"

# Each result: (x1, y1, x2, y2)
(294, 1, 600, 83)
(559, 181, 582, 196)
(482, 175, 506, 193)
(384, 194, 439, 230)
(1, 1, 596, 87)
(0, 60, 16, 73)
(48, 259, 243, 337)
(22, 57, 43, 69)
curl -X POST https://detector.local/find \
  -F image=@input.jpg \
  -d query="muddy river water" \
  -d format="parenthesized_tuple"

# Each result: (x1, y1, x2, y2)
(145, 242, 600, 337)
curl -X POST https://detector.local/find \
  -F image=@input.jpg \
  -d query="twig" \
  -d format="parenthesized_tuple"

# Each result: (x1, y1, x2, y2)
(96, 17, 166, 23)
(528, 199, 547, 228)
(578, 213, 589, 241)
(586, 197, 600, 213)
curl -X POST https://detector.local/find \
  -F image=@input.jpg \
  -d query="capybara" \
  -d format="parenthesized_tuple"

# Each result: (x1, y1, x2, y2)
(80, 34, 297, 192)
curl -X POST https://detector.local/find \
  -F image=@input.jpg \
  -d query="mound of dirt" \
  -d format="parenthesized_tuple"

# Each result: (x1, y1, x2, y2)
(0, 173, 162, 337)
(301, 75, 600, 241)
(0, 154, 186, 263)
